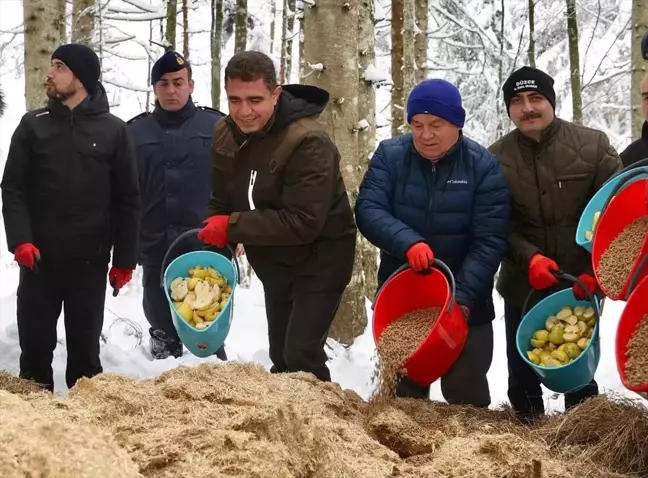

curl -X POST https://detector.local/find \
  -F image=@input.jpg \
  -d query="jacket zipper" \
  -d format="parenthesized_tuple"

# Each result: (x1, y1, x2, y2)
(531, 147, 549, 254)
(426, 162, 436, 234)
(248, 170, 257, 211)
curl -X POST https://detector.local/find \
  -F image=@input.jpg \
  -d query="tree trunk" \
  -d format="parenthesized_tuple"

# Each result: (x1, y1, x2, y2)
(56, 0, 67, 44)
(280, 0, 288, 82)
(182, 0, 189, 58)
(166, 0, 177, 50)
(286, 0, 296, 82)
(211, 0, 224, 109)
(496, 0, 505, 139)
(303, 0, 366, 345)
(71, 0, 95, 46)
(403, 0, 416, 96)
(528, 0, 535, 67)
(631, 0, 648, 140)
(270, 0, 277, 54)
(235, 0, 248, 53)
(414, 0, 428, 84)
(358, 0, 378, 300)
(391, 0, 405, 138)
(565, 0, 582, 124)
(23, 0, 65, 111)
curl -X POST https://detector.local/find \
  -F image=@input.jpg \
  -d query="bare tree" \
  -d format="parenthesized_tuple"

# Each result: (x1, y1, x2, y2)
(565, 0, 582, 123)
(56, 0, 67, 44)
(631, 0, 648, 140)
(166, 0, 177, 50)
(182, 0, 189, 58)
(528, 0, 535, 67)
(285, 0, 296, 82)
(270, 0, 277, 54)
(358, 0, 378, 299)
(403, 0, 416, 96)
(303, 0, 367, 345)
(211, 0, 224, 108)
(72, 0, 96, 46)
(391, 0, 405, 138)
(414, 0, 428, 83)
(235, 0, 248, 53)
(280, 0, 288, 82)
(23, 0, 66, 111)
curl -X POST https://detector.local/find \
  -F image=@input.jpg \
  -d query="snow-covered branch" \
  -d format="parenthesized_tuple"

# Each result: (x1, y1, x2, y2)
(104, 12, 167, 22)
(103, 77, 151, 93)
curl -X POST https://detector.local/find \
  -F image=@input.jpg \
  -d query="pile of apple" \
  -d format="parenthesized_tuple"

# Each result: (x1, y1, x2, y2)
(526, 305, 596, 367)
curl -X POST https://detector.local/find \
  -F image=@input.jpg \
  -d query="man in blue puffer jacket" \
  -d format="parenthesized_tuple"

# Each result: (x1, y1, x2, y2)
(355, 79, 510, 406)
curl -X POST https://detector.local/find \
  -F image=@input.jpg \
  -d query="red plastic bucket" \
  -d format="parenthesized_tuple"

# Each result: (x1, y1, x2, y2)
(372, 259, 468, 386)
(591, 178, 648, 300)
(616, 274, 648, 394)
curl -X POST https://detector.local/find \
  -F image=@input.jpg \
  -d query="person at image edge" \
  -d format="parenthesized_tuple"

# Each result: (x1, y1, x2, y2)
(0, 43, 140, 393)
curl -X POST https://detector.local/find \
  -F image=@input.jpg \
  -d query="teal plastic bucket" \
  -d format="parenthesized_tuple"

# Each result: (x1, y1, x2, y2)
(516, 273, 601, 394)
(576, 167, 648, 252)
(160, 229, 239, 358)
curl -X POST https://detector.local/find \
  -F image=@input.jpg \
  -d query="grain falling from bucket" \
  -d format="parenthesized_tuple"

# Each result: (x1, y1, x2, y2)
(374, 307, 442, 399)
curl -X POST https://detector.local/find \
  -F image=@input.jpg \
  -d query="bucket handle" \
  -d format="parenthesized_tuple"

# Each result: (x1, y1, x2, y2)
(607, 157, 648, 182)
(521, 270, 601, 323)
(377, 258, 457, 314)
(158, 228, 241, 288)
(599, 166, 648, 216)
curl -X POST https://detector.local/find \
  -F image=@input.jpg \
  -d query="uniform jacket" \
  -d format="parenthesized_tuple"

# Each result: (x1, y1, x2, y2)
(127, 99, 225, 266)
(355, 133, 510, 325)
(1, 83, 140, 268)
(489, 118, 623, 306)
(208, 84, 357, 292)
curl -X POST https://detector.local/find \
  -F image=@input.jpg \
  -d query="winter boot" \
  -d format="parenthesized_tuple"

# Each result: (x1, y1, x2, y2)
(215, 346, 227, 361)
(149, 328, 183, 360)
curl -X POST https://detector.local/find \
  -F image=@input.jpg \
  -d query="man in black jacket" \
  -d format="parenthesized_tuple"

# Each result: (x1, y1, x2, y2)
(0, 43, 140, 393)
(128, 51, 229, 360)
(621, 72, 648, 167)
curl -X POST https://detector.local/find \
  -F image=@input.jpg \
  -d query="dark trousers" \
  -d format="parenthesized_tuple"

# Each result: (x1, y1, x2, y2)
(142, 265, 226, 360)
(16, 259, 108, 392)
(395, 321, 494, 407)
(504, 302, 598, 421)
(264, 286, 343, 382)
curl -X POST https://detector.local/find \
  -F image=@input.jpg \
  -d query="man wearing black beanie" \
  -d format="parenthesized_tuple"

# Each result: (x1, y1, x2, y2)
(0, 43, 140, 393)
(489, 66, 622, 424)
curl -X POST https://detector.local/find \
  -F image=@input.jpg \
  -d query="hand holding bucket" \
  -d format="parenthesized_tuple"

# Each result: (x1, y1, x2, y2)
(517, 270, 602, 394)
(160, 228, 241, 357)
(372, 258, 468, 387)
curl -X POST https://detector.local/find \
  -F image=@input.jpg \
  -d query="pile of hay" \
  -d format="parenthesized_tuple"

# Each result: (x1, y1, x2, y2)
(1, 363, 647, 477)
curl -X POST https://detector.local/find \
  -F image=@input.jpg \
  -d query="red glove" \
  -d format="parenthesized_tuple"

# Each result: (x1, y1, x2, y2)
(573, 273, 599, 300)
(109, 267, 132, 291)
(197, 215, 230, 248)
(528, 254, 559, 290)
(14, 243, 40, 270)
(405, 242, 434, 272)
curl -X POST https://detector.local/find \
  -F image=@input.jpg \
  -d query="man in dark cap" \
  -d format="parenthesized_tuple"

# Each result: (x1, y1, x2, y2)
(128, 50, 230, 360)
(488, 66, 622, 424)
(1, 43, 140, 393)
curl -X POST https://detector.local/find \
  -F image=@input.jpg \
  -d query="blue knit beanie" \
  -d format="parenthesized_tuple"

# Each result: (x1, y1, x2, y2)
(406, 79, 466, 128)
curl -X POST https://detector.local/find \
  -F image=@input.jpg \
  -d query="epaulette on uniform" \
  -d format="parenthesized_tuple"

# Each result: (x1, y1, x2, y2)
(127, 111, 151, 125)
(197, 105, 226, 117)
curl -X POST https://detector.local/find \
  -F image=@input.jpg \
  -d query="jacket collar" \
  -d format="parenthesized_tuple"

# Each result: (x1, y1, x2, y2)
(642, 121, 648, 144)
(516, 117, 562, 148)
(152, 97, 196, 126)
(412, 131, 463, 165)
(225, 107, 278, 147)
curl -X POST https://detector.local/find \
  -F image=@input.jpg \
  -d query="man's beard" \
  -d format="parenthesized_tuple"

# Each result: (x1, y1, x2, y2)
(45, 84, 76, 101)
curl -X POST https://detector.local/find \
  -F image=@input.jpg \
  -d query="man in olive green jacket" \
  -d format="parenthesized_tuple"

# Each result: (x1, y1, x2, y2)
(198, 51, 356, 383)
(489, 66, 623, 424)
